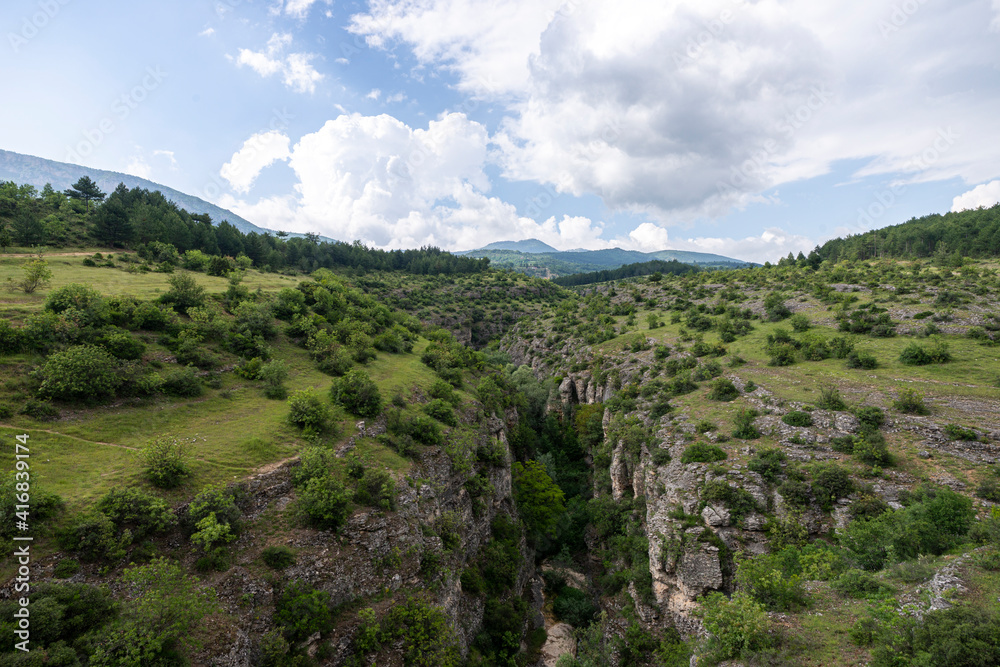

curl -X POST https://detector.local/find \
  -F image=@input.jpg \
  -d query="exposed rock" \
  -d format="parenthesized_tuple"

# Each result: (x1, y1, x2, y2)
(538, 623, 576, 667)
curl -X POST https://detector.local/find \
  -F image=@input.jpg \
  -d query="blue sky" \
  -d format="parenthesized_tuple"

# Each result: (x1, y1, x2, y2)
(2, 0, 999, 262)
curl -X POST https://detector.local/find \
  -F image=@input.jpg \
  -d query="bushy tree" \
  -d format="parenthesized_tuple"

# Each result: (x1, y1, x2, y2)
(37, 344, 121, 401)
(513, 460, 566, 540)
(330, 369, 383, 417)
(159, 273, 206, 315)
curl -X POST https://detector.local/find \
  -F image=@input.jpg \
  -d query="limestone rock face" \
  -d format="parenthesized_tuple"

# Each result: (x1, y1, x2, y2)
(538, 623, 576, 667)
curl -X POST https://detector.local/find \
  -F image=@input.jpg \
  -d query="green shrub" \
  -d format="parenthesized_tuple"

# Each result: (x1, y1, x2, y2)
(944, 423, 978, 441)
(707, 377, 739, 401)
(58, 511, 128, 562)
(53, 558, 81, 578)
(292, 446, 334, 488)
(97, 330, 146, 360)
(789, 313, 811, 332)
(899, 341, 932, 365)
(352, 467, 396, 511)
(832, 569, 894, 599)
(159, 273, 206, 315)
(817, 384, 847, 411)
(160, 365, 203, 397)
(680, 442, 728, 464)
(297, 476, 351, 530)
(976, 479, 1000, 503)
(141, 437, 191, 488)
(330, 369, 383, 418)
(235, 356, 264, 380)
(37, 344, 122, 401)
(732, 407, 760, 439)
(274, 581, 332, 642)
(782, 410, 813, 427)
(748, 448, 786, 483)
(44, 283, 109, 325)
(423, 398, 458, 426)
(701, 481, 758, 524)
(553, 586, 598, 626)
(20, 398, 60, 421)
(894, 388, 929, 415)
(846, 350, 878, 369)
(853, 433, 891, 466)
(258, 359, 289, 400)
(375, 598, 461, 667)
(735, 552, 809, 611)
(695, 591, 773, 660)
(854, 406, 885, 430)
(810, 462, 854, 509)
(0, 318, 26, 354)
(428, 379, 460, 405)
(188, 484, 242, 533)
(651, 448, 671, 465)
(286, 390, 333, 434)
(262, 545, 296, 569)
(778, 479, 812, 507)
(96, 487, 176, 540)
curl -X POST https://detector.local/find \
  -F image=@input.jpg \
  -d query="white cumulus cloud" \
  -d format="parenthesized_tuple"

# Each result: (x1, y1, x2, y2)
(350, 0, 1000, 226)
(220, 130, 292, 194)
(219, 113, 609, 250)
(952, 180, 1000, 212)
(234, 33, 324, 93)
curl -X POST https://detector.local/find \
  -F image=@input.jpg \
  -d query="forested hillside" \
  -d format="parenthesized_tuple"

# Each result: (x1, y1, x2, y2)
(816, 203, 1000, 262)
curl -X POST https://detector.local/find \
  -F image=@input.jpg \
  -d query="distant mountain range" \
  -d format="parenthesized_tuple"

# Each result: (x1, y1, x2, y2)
(458, 238, 754, 278)
(0, 149, 271, 236)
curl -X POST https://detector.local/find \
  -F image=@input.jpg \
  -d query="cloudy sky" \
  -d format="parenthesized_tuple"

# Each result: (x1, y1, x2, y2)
(2, 0, 999, 262)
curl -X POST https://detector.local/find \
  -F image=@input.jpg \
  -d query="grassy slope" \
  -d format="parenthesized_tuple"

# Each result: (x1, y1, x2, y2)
(0, 254, 446, 560)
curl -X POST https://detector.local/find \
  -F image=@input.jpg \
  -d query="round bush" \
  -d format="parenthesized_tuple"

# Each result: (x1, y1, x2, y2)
(330, 370, 383, 418)
(262, 545, 296, 569)
(141, 437, 191, 489)
(422, 399, 457, 426)
(97, 331, 146, 360)
(782, 410, 813, 427)
(707, 377, 739, 401)
(37, 345, 121, 402)
(160, 365, 203, 397)
(44, 283, 109, 326)
(681, 442, 728, 464)
(286, 390, 332, 434)
(296, 476, 351, 530)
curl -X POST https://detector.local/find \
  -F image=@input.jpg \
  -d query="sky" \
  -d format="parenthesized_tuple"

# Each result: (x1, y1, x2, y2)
(2, 0, 1000, 263)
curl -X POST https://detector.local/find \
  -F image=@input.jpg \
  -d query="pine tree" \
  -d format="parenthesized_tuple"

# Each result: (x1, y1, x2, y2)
(93, 196, 133, 247)
(64, 176, 106, 212)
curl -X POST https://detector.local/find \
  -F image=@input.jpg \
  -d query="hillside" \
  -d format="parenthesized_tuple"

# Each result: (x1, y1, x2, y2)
(817, 203, 1000, 262)
(1, 196, 1000, 667)
(459, 245, 753, 279)
(0, 149, 270, 236)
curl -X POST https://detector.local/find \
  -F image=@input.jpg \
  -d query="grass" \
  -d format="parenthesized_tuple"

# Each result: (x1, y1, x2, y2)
(0, 254, 297, 317)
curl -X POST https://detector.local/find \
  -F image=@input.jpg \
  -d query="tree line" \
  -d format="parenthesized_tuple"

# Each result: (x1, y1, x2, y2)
(552, 258, 697, 286)
(0, 177, 490, 275)
(816, 203, 1000, 262)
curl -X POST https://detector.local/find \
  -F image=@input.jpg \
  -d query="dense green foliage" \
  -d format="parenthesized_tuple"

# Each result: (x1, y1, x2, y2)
(552, 259, 698, 286)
